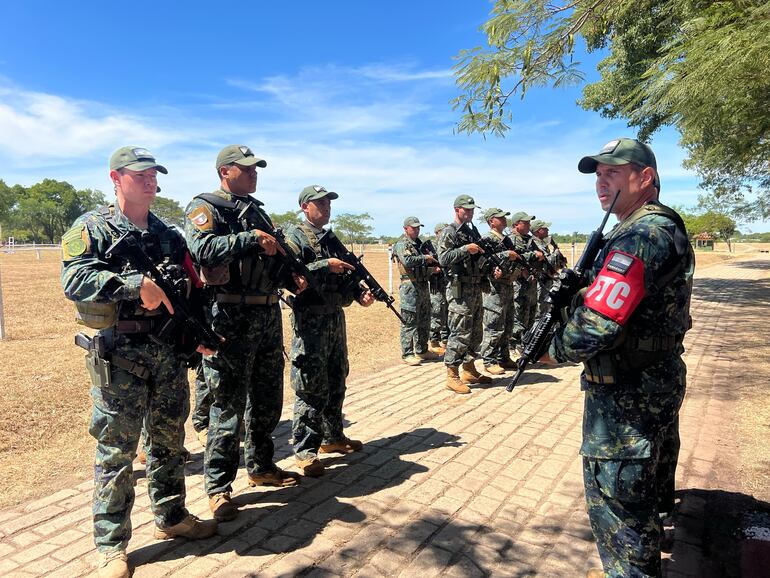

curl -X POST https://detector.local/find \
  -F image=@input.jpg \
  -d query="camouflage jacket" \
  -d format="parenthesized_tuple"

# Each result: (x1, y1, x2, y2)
(437, 221, 486, 278)
(392, 235, 432, 281)
(548, 202, 694, 392)
(184, 188, 294, 295)
(528, 235, 567, 278)
(508, 230, 540, 265)
(285, 220, 361, 310)
(484, 229, 520, 284)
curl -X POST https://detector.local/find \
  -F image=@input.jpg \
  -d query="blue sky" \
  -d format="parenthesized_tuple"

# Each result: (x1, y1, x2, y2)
(1, 1, 766, 235)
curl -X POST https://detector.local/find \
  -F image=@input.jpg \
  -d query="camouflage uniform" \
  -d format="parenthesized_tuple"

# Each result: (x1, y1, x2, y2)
(529, 235, 567, 318)
(191, 363, 209, 434)
(392, 234, 432, 358)
(286, 221, 363, 460)
(509, 230, 540, 349)
(479, 229, 519, 367)
(185, 189, 295, 496)
(429, 274, 449, 344)
(437, 222, 486, 367)
(548, 203, 694, 577)
(61, 205, 193, 553)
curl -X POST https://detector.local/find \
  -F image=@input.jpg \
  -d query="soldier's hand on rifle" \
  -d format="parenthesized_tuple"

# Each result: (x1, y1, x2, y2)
(493, 266, 503, 279)
(507, 250, 520, 261)
(327, 258, 355, 274)
(431, 266, 441, 275)
(466, 243, 484, 255)
(358, 289, 375, 307)
(424, 254, 437, 265)
(538, 353, 556, 365)
(534, 250, 545, 261)
(292, 273, 308, 294)
(139, 277, 174, 314)
(196, 344, 218, 356)
(253, 229, 282, 256)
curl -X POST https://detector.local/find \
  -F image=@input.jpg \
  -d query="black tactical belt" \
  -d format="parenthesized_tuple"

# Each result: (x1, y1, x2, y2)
(111, 355, 151, 380)
(116, 319, 156, 333)
(626, 334, 683, 352)
(215, 293, 280, 305)
(400, 275, 429, 282)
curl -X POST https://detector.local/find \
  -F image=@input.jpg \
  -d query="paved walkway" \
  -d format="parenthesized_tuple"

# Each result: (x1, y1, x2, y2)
(1, 257, 768, 577)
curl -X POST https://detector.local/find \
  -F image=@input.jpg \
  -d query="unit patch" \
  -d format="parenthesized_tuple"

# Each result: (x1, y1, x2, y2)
(188, 206, 214, 231)
(61, 226, 91, 259)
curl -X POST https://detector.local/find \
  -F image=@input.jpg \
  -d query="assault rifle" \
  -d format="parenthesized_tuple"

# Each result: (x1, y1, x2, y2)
(506, 191, 620, 391)
(419, 239, 448, 292)
(104, 229, 223, 357)
(319, 229, 406, 324)
(460, 222, 516, 273)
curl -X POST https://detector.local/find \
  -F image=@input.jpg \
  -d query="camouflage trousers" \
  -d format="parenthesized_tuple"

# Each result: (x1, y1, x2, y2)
(290, 307, 350, 460)
(535, 276, 555, 319)
(510, 277, 538, 349)
(399, 280, 431, 357)
(444, 283, 483, 367)
(430, 282, 449, 343)
(203, 302, 284, 496)
(480, 281, 514, 366)
(191, 363, 209, 433)
(88, 338, 189, 552)
(582, 385, 685, 577)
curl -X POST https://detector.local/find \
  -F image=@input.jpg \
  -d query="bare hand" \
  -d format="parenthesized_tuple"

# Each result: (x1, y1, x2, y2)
(538, 353, 557, 365)
(431, 266, 442, 275)
(196, 344, 217, 356)
(358, 290, 375, 307)
(292, 273, 308, 294)
(253, 230, 283, 256)
(493, 267, 503, 279)
(466, 243, 484, 255)
(328, 258, 355, 274)
(424, 254, 437, 264)
(139, 277, 174, 314)
(507, 250, 520, 261)
(535, 250, 545, 261)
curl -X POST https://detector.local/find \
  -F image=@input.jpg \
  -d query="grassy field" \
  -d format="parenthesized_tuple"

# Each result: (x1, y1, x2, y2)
(0, 242, 765, 508)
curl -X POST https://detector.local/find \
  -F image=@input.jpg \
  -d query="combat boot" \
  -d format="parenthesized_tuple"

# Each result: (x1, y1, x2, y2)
(403, 355, 422, 366)
(320, 437, 363, 454)
(97, 549, 128, 578)
(416, 350, 440, 362)
(154, 514, 217, 540)
(428, 340, 446, 356)
(296, 457, 325, 477)
(209, 492, 238, 522)
(462, 361, 492, 384)
(500, 358, 519, 370)
(445, 366, 471, 394)
(248, 467, 300, 487)
(485, 364, 506, 375)
(586, 569, 605, 578)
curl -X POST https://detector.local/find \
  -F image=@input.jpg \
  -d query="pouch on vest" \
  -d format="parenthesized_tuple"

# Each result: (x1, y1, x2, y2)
(74, 301, 117, 330)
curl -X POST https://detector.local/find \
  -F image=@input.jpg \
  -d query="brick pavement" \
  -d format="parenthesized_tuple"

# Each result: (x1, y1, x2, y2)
(1, 257, 768, 577)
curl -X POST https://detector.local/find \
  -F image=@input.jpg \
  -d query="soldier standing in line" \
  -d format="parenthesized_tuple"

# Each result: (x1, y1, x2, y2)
(185, 145, 307, 523)
(286, 185, 374, 477)
(392, 216, 441, 365)
(437, 195, 493, 394)
(528, 219, 567, 318)
(62, 147, 217, 578)
(428, 222, 450, 354)
(508, 211, 545, 353)
(542, 138, 694, 577)
(478, 208, 522, 374)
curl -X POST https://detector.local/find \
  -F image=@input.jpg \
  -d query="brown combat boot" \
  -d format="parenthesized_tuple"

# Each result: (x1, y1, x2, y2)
(500, 358, 519, 370)
(462, 361, 492, 384)
(98, 549, 128, 578)
(209, 492, 238, 522)
(320, 437, 363, 454)
(248, 467, 300, 487)
(445, 366, 471, 394)
(296, 457, 325, 477)
(416, 350, 440, 361)
(485, 364, 506, 375)
(402, 355, 422, 366)
(586, 569, 605, 578)
(154, 514, 218, 540)
(428, 340, 446, 356)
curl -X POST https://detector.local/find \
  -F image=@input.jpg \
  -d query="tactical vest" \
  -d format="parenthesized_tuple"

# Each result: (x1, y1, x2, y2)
(194, 192, 281, 295)
(395, 237, 430, 282)
(290, 222, 347, 310)
(445, 222, 485, 281)
(582, 202, 694, 387)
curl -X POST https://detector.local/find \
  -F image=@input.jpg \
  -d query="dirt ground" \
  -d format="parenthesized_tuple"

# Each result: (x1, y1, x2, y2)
(0, 243, 766, 510)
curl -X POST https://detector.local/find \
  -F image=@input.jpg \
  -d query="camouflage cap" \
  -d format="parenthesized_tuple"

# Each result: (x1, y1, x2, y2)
(453, 194, 477, 209)
(216, 145, 267, 170)
(578, 137, 660, 189)
(299, 184, 339, 206)
(530, 219, 550, 230)
(434, 222, 449, 235)
(403, 216, 423, 227)
(109, 146, 168, 174)
(482, 207, 509, 222)
(511, 211, 535, 223)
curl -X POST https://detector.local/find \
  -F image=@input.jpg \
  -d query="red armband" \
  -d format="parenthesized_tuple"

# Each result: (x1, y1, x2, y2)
(583, 251, 645, 325)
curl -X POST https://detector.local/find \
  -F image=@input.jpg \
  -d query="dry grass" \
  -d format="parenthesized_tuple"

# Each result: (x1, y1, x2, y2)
(0, 243, 768, 509)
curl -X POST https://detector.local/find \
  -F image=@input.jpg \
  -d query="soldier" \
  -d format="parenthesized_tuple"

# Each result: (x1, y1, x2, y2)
(185, 145, 306, 523)
(286, 185, 374, 477)
(508, 211, 545, 353)
(62, 146, 217, 578)
(479, 208, 522, 374)
(542, 138, 694, 577)
(392, 216, 440, 365)
(428, 222, 450, 354)
(528, 219, 567, 318)
(437, 195, 493, 394)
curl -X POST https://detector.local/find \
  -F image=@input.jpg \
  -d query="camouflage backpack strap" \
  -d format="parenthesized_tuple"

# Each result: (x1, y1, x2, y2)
(297, 222, 323, 257)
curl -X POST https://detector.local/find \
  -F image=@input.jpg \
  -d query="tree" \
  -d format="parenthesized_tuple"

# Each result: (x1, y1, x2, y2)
(331, 212, 374, 244)
(691, 211, 737, 253)
(269, 210, 302, 230)
(151, 195, 185, 227)
(453, 0, 770, 220)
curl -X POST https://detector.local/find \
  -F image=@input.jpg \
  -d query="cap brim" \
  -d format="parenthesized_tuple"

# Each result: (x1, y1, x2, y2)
(457, 203, 476, 209)
(309, 191, 339, 201)
(235, 157, 267, 168)
(578, 155, 630, 174)
(124, 161, 168, 174)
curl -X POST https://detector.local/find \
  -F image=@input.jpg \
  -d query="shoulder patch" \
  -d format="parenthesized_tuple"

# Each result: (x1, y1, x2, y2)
(584, 250, 646, 325)
(61, 225, 91, 259)
(188, 206, 214, 231)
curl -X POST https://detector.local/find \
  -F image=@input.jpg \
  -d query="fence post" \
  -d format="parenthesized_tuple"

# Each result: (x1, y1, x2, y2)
(388, 245, 394, 296)
(0, 266, 5, 340)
